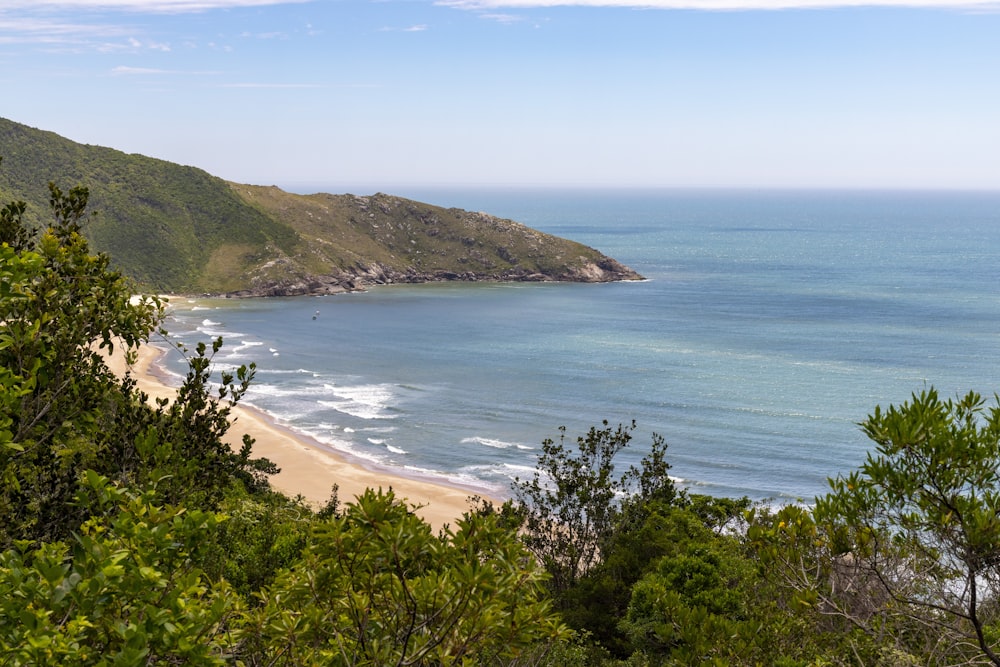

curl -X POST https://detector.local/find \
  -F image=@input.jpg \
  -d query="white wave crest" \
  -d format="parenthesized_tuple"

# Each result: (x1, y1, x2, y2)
(317, 383, 396, 420)
(461, 436, 524, 450)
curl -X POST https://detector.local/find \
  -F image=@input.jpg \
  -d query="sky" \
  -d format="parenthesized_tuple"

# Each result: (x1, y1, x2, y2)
(1, 0, 999, 191)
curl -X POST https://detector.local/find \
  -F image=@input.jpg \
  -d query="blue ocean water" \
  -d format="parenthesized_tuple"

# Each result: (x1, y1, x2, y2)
(160, 189, 1000, 503)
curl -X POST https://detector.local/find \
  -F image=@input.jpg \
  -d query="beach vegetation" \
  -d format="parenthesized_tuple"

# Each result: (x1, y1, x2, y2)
(0, 179, 274, 547)
(7, 170, 1000, 665)
(0, 472, 237, 666)
(241, 488, 566, 666)
(816, 389, 1000, 665)
(0, 174, 568, 664)
(507, 420, 673, 597)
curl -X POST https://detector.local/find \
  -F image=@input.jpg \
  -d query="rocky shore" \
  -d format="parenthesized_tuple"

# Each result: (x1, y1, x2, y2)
(223, 256, 644, 297)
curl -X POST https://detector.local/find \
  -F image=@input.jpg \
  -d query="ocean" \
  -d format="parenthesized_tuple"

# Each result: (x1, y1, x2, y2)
(158, 188, 1000, 504)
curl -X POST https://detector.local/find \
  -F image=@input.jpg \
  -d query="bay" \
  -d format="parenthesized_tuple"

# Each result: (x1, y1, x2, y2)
(160, 188, 1000, 503)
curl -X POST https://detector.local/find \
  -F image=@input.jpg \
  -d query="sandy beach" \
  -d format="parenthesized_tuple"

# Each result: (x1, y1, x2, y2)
(105, 342, 484, 530)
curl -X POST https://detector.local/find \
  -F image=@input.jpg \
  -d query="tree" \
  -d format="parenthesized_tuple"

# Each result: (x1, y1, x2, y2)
(0, 181, 162, 544)
(0, 175, 275, 546)
(0, 471, 239, 666)
(245, 488, 566, 666)
(508, 421, 679, 599)
(813, 389, 1000, 665)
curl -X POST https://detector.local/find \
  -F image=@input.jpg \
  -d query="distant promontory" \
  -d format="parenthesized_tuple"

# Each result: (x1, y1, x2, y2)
(0, 118, 643, 296)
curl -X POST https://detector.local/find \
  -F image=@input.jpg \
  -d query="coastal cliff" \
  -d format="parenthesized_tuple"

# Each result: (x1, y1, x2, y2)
(0, 117, 643, 295)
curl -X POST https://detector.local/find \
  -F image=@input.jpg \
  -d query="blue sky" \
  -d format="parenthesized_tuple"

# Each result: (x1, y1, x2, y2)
(2, 0, 999, 190)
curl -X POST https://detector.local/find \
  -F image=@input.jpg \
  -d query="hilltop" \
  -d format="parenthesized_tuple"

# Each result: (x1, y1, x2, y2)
(0, 118, 642, 295)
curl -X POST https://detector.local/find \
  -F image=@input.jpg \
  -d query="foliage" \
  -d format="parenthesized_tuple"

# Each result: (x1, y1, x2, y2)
(2, 170, 583, 666)
(14, 159, 1000, 667)
(509, 421, 679, 599)
(200, 488, 315, 599)
(0, 181, 163, 544)
(243, 488, 566, 666)
(125, 336, 278, 505)
(617, 502, 778, 664)
(0, 471, 238, 666)
(0, 177, 276, 547)
(813, 389, 1000, 666)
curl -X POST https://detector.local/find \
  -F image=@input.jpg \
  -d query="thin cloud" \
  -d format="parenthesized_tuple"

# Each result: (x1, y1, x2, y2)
(240, 30, 290, 39)
(0, 1, 311, 11)
(112, 65, 173, 73)
(438, 0, 1000, 8)
(112, 65, 220, 74)
(93, 36, 172, 52)
(129, 37, 171, 50)
(220, 82, 325, 88)
(0, 17, 128, 42)
(480, 12, 526, 20)
(378, 24, 431, 31)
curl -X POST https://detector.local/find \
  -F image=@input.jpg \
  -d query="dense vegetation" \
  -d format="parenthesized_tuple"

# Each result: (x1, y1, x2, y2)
(4, 173, 1000, 665)
(0, 118, 641, 295)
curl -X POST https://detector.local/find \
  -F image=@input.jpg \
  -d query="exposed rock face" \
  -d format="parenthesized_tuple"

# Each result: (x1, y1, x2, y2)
(223, 190, 645, 297)
(225, 257, 643, 298)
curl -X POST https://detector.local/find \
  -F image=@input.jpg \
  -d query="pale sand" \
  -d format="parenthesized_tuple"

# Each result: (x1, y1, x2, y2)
(105, 342, 484, 530)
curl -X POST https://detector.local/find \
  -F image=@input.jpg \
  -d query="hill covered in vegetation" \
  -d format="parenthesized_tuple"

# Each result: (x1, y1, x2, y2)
(0, 117, 642, 295)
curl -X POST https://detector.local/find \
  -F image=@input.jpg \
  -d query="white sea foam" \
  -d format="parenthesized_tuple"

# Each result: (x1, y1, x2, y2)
(229, 340, 266, 357)
(196, 325, 249, 339)
(270, 368, 318, 376)
(386, 445, 408, 455)
(440, 468, 508, 495)
(253, 368, 314, 376)
(358, 425, 398, 434)
(208, 362, 243, 374)
(367, 438, 385, 445)
(499, 463, 540, 477)
(246, 405, 306, 422)
(317, 383, 396, 420)
(248, 380, 332, 399)
(461, 436, 522, 450)
(293, 425, 385, 465)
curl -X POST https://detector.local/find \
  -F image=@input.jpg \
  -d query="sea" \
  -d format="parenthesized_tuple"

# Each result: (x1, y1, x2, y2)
(156, 188, 1000, 505)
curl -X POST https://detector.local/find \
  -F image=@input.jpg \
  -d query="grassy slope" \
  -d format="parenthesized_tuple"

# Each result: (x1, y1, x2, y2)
(1, 118, 641, 294)
(0, 119, 300, 293)
(233, 185, 637, 284)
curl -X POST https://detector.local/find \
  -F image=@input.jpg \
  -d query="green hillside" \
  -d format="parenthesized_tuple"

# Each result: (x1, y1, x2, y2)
(0, 118, 642, 294)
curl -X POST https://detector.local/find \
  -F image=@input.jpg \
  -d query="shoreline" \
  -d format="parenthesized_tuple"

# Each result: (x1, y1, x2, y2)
(106, 342, 487, 530)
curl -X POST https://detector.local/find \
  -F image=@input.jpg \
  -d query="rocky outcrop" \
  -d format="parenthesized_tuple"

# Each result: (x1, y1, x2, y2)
(225, 258, 643, 298)
(221, 189, 646, 297)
